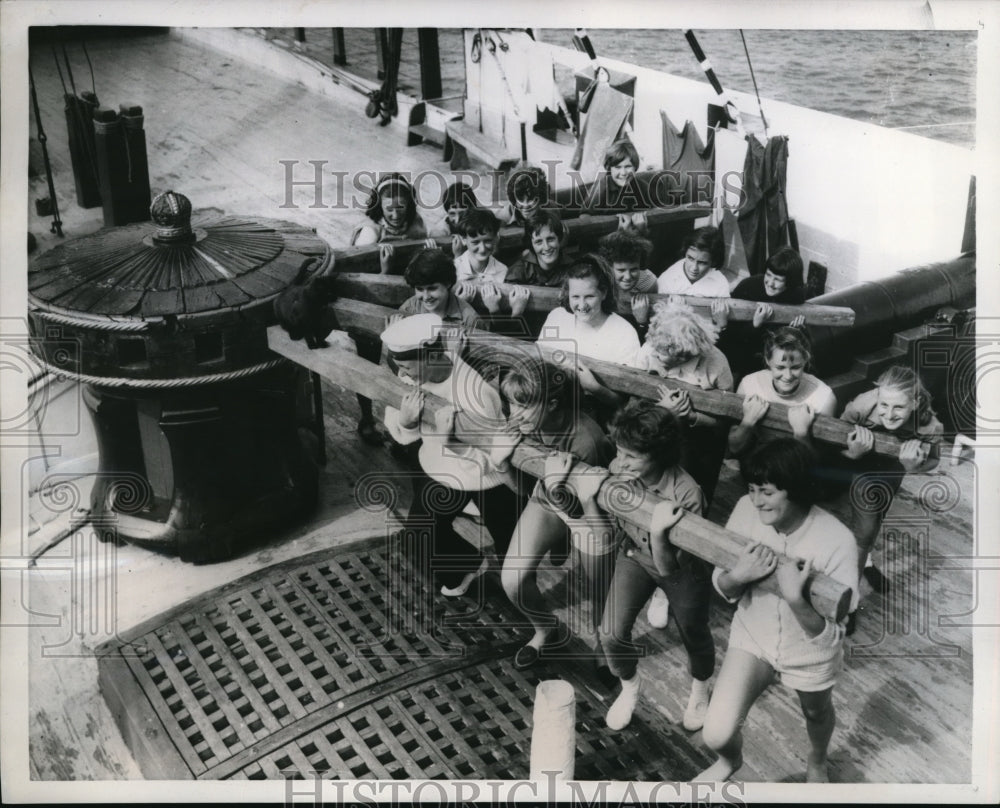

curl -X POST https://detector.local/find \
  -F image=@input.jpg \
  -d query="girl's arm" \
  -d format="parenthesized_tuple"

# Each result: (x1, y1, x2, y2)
(728, 394, 769, 455)
(353, 224, 380, 246)
(777, 558, 826, 637)
(577, 364, 624, 409)
(714, 542, 778, 601)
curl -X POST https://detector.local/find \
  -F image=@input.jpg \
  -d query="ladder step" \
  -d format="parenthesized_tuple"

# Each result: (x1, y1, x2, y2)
(850, 345, 908, 377)
(445, 120, 520, 169)
(408, 123, 447, 147)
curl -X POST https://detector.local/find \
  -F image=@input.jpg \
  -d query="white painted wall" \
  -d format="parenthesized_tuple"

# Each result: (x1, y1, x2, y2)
(533, 40, 975, 287)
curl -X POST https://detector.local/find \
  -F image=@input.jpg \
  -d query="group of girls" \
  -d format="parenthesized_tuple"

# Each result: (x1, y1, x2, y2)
(352, 162, 944, 783)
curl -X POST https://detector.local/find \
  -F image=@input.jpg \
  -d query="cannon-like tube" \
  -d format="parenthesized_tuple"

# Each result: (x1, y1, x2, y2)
(808, 254, 975, 375)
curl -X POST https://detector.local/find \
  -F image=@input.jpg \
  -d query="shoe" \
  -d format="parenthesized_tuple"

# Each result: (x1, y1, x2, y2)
(440, 558, 488, 598)
(513, 644, 541, 670)
(357, 418, 383, 446)
(606, 675, 641, 731)
(683, 679, 711, 731)
(594, 662, 618, 691)
(863, 564, 890, 595)
(549, 535, 570, 567)
(647, 588, 669, 629)
(513, 623, 569, 670)
(846, 611, 858, 637)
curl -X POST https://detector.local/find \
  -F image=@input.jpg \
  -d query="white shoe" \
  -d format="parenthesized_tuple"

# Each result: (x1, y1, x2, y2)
(440, 557, 488, 597)
(647, 588, 669, 629)
(683, 679, 711, 731)
(606, 675, 641, 731)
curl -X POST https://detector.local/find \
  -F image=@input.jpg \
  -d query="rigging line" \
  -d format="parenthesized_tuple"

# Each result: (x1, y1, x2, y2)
(739, 30, 768, 136)
(29, 63, 64, 237)
(62, 41, 101, 181)
(81, 39, 96, 96)
(51, 45, 69, 95)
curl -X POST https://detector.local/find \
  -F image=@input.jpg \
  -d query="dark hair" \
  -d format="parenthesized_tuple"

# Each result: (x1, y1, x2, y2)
(364, 172, 418, 228)
(524, 210, 566, 248)
(559, 254, 618, 315)
(457, 207, 501, 238)
(763, 326, 813, 369)
(608, 399, 682, 468)
(500, 359, 578, 412)
(443, 181, 479, 213)
(683, 226, 725, 270)
(404, 248, 456, 288)
(739, 437, 817, 507)
(599, 229, 652, 266)
(764, 246, 804, 289)
(506, 164, 549, 206)
(604, 138, 640, 172)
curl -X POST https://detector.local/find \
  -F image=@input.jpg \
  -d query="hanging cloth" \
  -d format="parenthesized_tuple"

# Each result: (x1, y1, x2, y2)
(570, 82, 632, 178)
(660, 112, 715, 205)
(736, 135, 789, 276)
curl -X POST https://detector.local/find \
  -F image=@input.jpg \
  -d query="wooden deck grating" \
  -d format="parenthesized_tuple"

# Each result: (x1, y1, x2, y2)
(96, 535, 712, 781)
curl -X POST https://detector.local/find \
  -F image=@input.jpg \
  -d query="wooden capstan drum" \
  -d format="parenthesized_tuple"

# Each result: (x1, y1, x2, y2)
(28, 191, 331, 562)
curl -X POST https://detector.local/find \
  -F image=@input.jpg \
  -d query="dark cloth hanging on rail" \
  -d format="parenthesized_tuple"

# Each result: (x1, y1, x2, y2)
(659, 112, 715, 206)
(737, 135, 790, 276)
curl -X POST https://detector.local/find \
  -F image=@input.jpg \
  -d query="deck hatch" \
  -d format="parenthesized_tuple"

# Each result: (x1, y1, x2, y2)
(97, 536, 708, 780)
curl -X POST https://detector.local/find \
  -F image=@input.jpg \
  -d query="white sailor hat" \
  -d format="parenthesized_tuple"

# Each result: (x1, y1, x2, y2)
(380, 313, 444, 356)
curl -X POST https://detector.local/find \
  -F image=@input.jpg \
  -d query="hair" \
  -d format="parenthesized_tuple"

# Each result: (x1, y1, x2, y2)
(524, 210, 566, 248)
(875, 365, 937, 427)
(456, 207, 501, 238)
(599, 229, 652, 267)
(500, 359, 578, 413)
(506, 164, 550, 206)
(764, 246, 805, 290)
(559, 254, 618, 315)
(443, 181, 479, 214)
(762, 326, 814, 369)
(404, 248, 457, 288)
(683, 226, 726, 270)
(364, 172, 418, 227)
(603, 138, 640, 172)
(645, 301, 718, 361)
(608, 398, 682, 468)
(739, 437, 818, 507)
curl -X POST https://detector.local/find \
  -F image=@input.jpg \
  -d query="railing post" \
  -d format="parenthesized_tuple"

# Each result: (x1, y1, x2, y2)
(417, 28, 442, 100)
(331, 27, 347, 66)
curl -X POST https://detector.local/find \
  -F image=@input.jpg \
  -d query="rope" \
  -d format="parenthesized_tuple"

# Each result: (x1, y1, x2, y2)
(33, 357, 289, 389)
(31, 309, 152, 332)
(60, 41, 101, 184)
(29, 64, 64, 237)
(739, 30, 768, 136)
(51, 45, 68, 95)
(81, 40, 96, 96)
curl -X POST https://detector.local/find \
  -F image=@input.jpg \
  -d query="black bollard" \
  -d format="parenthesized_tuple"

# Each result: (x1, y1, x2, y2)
(118, 102, 152, 224)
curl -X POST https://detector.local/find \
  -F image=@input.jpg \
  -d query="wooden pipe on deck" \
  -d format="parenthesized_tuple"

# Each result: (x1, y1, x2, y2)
(324, 297, 909, 461)
(266, 326, 854, 622)
(331, 204, 710, 273)
(332, 272, 855, 327)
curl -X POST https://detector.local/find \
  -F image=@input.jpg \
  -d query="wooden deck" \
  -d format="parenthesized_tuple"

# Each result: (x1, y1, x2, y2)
(21, 28, 977, 787)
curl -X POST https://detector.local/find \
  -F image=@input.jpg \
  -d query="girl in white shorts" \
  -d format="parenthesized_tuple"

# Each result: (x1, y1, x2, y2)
(697, 438, 858, 783)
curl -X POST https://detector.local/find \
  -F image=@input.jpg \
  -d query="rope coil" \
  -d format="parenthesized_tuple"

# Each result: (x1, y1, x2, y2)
(34, 357, 289, 389)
